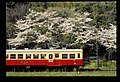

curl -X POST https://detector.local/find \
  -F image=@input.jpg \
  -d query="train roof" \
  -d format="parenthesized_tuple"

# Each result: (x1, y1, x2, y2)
(6, 49, 83, 52)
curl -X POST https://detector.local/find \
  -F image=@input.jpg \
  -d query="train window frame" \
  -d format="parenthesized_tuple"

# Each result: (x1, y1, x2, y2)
(26, 54, 31, 59)
(10, 54, 16, 59)
(55, 53, 59, 58)
(70, 54, 75, 59)
(41, 54, 46, 59)
(62, 54, 68, 59)
(78, 53, 80, 58)
(33, 54, 39, 59)
(18, 54, 23, 59)
(6, 54, 9, 59)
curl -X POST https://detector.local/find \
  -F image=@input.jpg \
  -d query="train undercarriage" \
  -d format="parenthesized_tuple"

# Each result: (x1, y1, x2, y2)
(6, 65, 84, 72)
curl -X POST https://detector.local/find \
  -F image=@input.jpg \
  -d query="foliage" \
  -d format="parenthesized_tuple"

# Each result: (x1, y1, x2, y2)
(32, 7, 45, 12)
(74, 2, 93, 13)
(99, 60, 116, 68)
(6, 2, 31, 23)
(6, 22, 17, 39)
(84, 61, 97, 69)
(30, 2, 48, 9)
(90, 2, 116, 28)
(33, 25, 49, 34)
(25, 31, 37, 43)
(6, 2, 116, 60)
(84, 60, 116, 69)
(73, 2, 116, 28)
(62, 34, 76, 44)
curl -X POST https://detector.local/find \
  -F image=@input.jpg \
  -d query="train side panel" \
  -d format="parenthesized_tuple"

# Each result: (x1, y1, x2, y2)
(6, 59, 83, 66)
(6, 49, 83, 67)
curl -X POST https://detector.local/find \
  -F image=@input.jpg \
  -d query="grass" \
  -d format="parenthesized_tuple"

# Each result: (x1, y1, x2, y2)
(6, 71, 116, 77)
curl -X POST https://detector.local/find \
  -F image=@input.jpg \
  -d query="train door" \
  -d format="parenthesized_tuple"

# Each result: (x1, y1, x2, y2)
(49, 54, 53, 61)
(48, 54, 54, 66)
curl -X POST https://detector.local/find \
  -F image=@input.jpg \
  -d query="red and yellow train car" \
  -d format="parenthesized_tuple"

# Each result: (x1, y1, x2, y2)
(6, 49, 83, 71)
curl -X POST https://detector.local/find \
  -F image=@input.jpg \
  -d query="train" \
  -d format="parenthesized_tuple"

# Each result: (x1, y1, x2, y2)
(6, 48, 84, 72)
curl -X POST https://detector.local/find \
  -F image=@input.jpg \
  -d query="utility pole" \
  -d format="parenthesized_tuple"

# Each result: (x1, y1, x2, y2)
(96, 39, 99, 69)
(95, 28, 99, 70)
(95, 2, 99, 70)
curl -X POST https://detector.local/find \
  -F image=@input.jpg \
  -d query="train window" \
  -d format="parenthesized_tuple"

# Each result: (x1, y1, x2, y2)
(49, 54, 53, 59)
(78, 53, 80, 58)
(55, 54, 59, 58)
(33, 54, 39, 59)
(62, 54, 68, 59)
(26, 54, 31, 59)
(6, 54, 9, 59)
(18, 54, 23, 59)
(41, 54, 46, 59)
(70, 54, 75, 59)
(10, 54, 16, 59)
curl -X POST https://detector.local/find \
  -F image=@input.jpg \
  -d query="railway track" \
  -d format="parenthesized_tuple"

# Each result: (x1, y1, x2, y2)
(78, 68, 116, 71)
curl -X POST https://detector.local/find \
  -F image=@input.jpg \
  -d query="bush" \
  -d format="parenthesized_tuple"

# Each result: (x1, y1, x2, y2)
(100, 60, 116, 68)
(84, 60, 116, 70)
(84, 61, 97, 69)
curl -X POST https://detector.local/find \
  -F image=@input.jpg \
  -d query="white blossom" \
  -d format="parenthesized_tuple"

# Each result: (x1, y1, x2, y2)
(7, 10, 116, 49)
